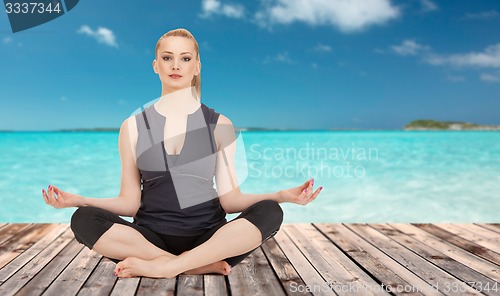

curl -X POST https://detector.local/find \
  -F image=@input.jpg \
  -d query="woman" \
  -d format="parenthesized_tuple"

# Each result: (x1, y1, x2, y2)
(42, 28, 322, 279)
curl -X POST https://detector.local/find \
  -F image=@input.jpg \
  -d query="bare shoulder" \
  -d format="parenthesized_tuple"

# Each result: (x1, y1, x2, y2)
(120, 116, 138, 140)
(216, 113, 233, 126)
(214, 114, 235, 151)
(119, 115, 138, 162)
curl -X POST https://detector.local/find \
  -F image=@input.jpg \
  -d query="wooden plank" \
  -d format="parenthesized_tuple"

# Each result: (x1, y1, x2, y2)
(228, 246, 285, 296)
(0, 224, 59, 268)
(273, 227, 336, 296)
(15, 239, 84, 295)
(435, 224, 500, 254)
(0, 223, 33, 245)
(177, 274, 204, 295)
(260, 236, 312, 296)
(414, 223, 500, 265)
(136, 277, 176, 296)
(347, 224, 482, 296)
(485, 224, 500, 230)
(0, 223, 496, 296)
(458, 224, 500, 242)
(389, 224, 500, 285)
(42, 246, 102, 296)
(0, 224, 73, 285)
(204, 274, 229, 296)
(78, 257, 118, 296)
(0, 228, 75, 296)
(315, 223, 432, 296)
(371, 224, 499, 296)
(286, 224, 389, 296)
(110, 277, 141, 296)
(474, 223, 500, 234)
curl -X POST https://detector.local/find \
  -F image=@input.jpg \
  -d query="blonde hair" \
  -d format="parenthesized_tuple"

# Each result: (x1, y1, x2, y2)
(155, 28, 201, 98)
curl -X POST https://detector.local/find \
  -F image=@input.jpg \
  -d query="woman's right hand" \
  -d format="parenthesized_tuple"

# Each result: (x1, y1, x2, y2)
(42, 184, 84, 208)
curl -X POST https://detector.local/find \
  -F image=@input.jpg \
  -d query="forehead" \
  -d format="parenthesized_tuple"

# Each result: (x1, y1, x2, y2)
(158, 36, 195, 54)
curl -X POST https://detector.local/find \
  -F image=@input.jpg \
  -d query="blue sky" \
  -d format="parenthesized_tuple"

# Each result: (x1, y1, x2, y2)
(1, 0, 499, 131)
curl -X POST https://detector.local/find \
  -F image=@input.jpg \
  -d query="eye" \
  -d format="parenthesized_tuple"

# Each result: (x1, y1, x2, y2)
(162, 56, 171, 61)
(183, 57, 191, 62)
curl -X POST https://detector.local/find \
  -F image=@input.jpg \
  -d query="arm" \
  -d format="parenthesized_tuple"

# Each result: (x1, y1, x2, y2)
(80, 117, 142, 216)
(214, 115, 282, 214)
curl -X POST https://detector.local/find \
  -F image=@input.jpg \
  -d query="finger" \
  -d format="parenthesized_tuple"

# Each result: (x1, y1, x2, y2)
(42, 189, 49, 204)
(299, 187, 309, 205)
(306, 187, 322, 204)
(302, 187, 309, 198)
(300, 178, 311, 191)
(47, 186, 60, 207)
(43, 188, 55, 206)
(52, 185, 63, 196)
(51, 185, 59, 194)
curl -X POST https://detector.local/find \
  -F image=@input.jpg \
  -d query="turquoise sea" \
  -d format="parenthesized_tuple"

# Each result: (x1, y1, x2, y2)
(0, 131, 499, 223)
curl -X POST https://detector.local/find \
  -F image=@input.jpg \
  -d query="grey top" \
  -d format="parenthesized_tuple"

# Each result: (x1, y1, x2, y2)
(133, 103, 226, 236)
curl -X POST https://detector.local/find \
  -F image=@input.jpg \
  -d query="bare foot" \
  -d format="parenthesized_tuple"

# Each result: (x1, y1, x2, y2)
(181, 251, 232, 276)
(114, 256, 174, 279)
(114, 252, 233, 278)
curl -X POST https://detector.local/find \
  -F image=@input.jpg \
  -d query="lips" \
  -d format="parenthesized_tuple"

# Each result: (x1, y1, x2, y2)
(169, 74, 182, 79)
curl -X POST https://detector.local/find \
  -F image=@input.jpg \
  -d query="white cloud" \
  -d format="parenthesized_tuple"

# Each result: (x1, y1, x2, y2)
(420, 0, 438, 12)
(425, 44, 500, 68)
(263, 51, 294, 64)
(200, 0, 245, 19)
(201, 41, 211, 51)
(391, 40, 500, 69)
(446, 75, 465, 82)
(312, 43, 332, 52)
(391, 39, 430, 56)
(480, 73, 500, 82)
(4, 38, 23, 47)
(391, 40, 500, 82)
(77, 25, 118, 48)
(462, 10, 500, 20)
(254, 0, 400, 33)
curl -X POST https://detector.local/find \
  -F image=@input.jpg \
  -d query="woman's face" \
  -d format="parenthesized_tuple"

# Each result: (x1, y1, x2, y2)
(153, 36, 200, 93)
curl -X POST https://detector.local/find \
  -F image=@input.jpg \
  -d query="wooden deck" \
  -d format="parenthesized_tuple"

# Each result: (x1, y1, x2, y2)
(0, 223, 498, 296)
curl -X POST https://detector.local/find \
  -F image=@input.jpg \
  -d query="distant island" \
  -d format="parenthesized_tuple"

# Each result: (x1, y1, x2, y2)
(57, 128, 120, 132)
(2, 120, 499, 132)
(404, 119, 500, 131)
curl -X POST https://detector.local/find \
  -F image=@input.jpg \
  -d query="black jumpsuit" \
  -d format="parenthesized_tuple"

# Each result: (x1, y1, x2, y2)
(70, 102, 283, 267)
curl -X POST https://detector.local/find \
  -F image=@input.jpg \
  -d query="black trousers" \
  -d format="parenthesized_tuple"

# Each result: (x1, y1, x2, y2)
(70, 199, 283, 267)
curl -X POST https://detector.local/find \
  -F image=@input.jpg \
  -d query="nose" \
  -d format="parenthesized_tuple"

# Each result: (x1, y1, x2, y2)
(172, 59, 179, 70)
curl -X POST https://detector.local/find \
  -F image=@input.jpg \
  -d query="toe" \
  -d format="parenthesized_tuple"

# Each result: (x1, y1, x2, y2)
(222, 261, 232, 275)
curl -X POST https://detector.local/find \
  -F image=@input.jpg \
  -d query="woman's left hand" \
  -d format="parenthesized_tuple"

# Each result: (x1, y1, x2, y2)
(278, 178, 322, 205)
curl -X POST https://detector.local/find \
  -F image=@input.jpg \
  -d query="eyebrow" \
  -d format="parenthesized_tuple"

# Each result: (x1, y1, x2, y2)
(161, 51, 192, 55)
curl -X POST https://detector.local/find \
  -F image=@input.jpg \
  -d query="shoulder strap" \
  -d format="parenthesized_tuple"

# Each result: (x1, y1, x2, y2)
(201, 103, 220, 125)
(201, 103, 219, 154)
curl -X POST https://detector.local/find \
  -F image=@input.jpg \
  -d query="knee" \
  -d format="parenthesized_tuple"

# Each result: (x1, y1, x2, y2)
(256, 199, 284, 228)
(70, 206, 102, 237)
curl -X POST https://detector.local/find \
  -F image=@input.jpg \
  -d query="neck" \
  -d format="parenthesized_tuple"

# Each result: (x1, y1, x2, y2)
(156, 86, 200, 114)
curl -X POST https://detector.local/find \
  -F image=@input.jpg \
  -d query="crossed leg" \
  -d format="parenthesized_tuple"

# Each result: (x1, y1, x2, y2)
(92, 224, 232, 276)
(70, 207, 231, 276)
(114, 217, 262, 278)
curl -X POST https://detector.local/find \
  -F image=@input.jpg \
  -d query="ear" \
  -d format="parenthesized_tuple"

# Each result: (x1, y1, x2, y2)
(152, 59, 158, 74)
(196, 61, 201, 76)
